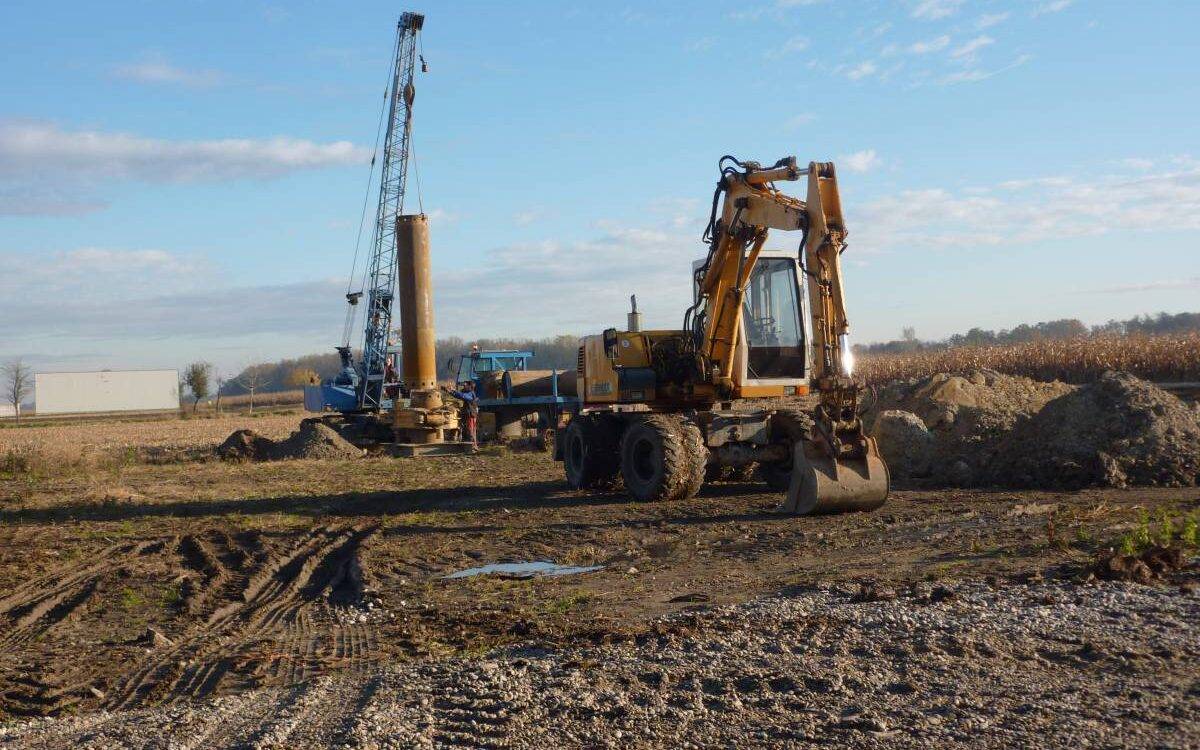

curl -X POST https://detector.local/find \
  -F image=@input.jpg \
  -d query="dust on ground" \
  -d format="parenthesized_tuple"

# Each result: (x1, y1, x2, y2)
(868, 369, 1200, 489)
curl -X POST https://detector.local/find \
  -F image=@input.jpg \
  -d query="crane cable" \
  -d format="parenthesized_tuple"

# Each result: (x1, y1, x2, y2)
(341, 24, 403, 346)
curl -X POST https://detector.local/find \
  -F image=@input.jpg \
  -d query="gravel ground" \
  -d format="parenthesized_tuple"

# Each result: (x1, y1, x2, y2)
(5, 574, 1197, 749)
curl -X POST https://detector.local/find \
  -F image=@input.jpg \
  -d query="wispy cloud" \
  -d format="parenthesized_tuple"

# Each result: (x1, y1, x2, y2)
(0, 121, 366, 182)
(976, 12, 1010, 29)
(840, 149, 883, 173)
(112, 54, 223, 88)
(908, 35, 951, 54)
(853, 158, 1200, 254)
(949, 35, 995, 61)
(788, 113, 817, 128)
(1086, 277, 1200, 294)
(911, 0, 964, 21)
(846, 61, 878, 80)
(1032, 0, 1073, 18)
(0, 121, 368, 216)
(765, 35, 810, 58)
(940, 54, 1032, 84)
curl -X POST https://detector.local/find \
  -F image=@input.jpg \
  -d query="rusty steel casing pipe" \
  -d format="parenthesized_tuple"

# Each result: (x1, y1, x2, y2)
(396, 214, 437, 390)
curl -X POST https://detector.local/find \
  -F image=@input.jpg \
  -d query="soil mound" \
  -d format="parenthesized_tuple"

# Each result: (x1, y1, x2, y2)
(273, 420, 363, 460)
(989, 371, 1200, 489)
(218, 421, 362, 461)
(216, 429, 276, 461)
(868, 369, 1073, 485)
(868, 369, 1200, 489)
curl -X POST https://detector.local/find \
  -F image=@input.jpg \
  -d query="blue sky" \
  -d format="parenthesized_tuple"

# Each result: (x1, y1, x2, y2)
(2, 0, 1197, 375)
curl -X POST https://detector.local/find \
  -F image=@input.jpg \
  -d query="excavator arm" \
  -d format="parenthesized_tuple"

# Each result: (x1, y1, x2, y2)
(695, 156, 888, 514)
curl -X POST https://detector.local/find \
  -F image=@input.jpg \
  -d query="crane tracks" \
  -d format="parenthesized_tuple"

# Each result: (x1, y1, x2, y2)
(104, 523, 382, 710)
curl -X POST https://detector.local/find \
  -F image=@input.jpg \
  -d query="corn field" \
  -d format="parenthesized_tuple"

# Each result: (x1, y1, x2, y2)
(857, 333, 1200, 386)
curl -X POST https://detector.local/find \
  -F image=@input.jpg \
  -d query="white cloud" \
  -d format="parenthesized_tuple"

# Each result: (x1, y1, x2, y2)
(908, 35, 951, 54)
(765, 35, 810, 58)
(0, 186, 107, 216)
(788, 113, 817, 128)
(1088, 278, 1200, 294)
(1122, 158, 1155, 171)
(976, 12, 1010, 29)
(513, 209, 542, 226)
(840, 149, 883, 173)
(1032, 0, 1073, 17)
(940, 54, 1032, 84)
(911, 0, 964, 21)
(950, 35, 995, 60)
(852, 159, 1200, 254)
(0, 122, 366, 183)
(847, 61, 878, 80)
(113, 55, 223, 87)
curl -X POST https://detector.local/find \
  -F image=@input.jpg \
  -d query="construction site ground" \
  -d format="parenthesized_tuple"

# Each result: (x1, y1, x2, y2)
(1, 413, 1198, 747)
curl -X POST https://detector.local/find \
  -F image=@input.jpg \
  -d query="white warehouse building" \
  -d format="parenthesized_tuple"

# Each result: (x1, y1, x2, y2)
(35, 370, 180, 415)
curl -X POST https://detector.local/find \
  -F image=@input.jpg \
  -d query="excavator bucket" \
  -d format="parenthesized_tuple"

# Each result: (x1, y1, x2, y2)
(776, 437, 889, 515)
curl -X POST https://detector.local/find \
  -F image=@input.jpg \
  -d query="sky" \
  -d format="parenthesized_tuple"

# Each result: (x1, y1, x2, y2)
(1, 0, 1198, 375)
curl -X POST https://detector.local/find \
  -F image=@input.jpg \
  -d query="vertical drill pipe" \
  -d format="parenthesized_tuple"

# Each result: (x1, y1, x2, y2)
(396, 214, 437, 390)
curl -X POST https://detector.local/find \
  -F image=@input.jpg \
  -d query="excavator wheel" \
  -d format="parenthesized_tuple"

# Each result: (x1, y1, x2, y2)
(758, 408, 815, 491)
(562, 415, 621, 490)
(678, 418, 708, 500)
(620, 415, 698, 502)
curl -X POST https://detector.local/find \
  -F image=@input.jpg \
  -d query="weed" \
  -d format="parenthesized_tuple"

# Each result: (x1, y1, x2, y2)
(545, 591, 592, 615)
(119, 587, 145, 609)
(1181, 513, 1198, 547)
(160, 582, 182, 608)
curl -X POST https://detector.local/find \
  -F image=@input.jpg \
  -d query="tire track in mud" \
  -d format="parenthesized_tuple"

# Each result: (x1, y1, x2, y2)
(104, 523, 381, 711)
(0, 539, 166, 652)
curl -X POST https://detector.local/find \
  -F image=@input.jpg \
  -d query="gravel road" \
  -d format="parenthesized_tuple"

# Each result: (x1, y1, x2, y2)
(5, 574, 1197, 749)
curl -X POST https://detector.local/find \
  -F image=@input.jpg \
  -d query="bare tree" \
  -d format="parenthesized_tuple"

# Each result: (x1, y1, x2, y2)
(183, 362, 212, 414)
(235, 365, 273, 414)
(212, 372, 227, 415)
(2, 359, 32, 423)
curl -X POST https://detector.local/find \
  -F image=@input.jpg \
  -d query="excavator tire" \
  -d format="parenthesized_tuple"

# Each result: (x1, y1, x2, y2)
(620, 415, 693, 502)
(678, 418, 708, 500)
(563, 414, 621, 490)
(758, 408, 815, 491)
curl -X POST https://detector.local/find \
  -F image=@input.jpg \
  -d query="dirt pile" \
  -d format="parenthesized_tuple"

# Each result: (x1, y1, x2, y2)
(217, 420, 362, 461)
(1091, 545, 1190, 583)
(988, 371, 1200, 488)
(867, 369, 1073, 485)
(868, 369, 1200, 489)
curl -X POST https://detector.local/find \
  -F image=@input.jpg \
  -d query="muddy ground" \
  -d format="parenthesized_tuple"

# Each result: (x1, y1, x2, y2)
(1, 430, 1198, 739)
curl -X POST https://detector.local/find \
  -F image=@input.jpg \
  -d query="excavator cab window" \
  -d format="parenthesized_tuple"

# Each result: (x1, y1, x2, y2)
(743, 257, 805, 378)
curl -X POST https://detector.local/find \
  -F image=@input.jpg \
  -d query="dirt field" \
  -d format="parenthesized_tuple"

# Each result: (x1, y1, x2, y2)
(0, 411, 1197, 745)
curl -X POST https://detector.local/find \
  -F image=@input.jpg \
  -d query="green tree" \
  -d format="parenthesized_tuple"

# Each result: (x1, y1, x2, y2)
(183, 362, 212, 413)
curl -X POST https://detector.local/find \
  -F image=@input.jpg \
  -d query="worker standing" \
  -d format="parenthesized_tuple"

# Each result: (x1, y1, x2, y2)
(443, 381, 480, 449)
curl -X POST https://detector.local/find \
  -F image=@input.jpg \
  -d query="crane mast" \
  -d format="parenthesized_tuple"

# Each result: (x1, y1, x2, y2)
(355, 12, 424, 411)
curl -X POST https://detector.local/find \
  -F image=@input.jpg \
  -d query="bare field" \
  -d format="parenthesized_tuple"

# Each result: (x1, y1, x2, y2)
(0, 412, 305, 455)
(0, 409, 1197, 745)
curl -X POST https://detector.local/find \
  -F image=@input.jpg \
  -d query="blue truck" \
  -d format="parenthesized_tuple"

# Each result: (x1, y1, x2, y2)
(446, 349, 580, 439)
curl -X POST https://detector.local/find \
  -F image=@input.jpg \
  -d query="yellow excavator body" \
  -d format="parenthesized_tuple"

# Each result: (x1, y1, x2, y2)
(558, 155, 889, 515)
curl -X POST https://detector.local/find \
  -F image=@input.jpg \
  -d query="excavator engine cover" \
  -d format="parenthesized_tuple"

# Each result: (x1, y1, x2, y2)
(778, 437, 889, 515)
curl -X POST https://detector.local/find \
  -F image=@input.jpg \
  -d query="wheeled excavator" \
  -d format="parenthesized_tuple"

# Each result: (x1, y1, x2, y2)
(556, 155, 889, 514)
